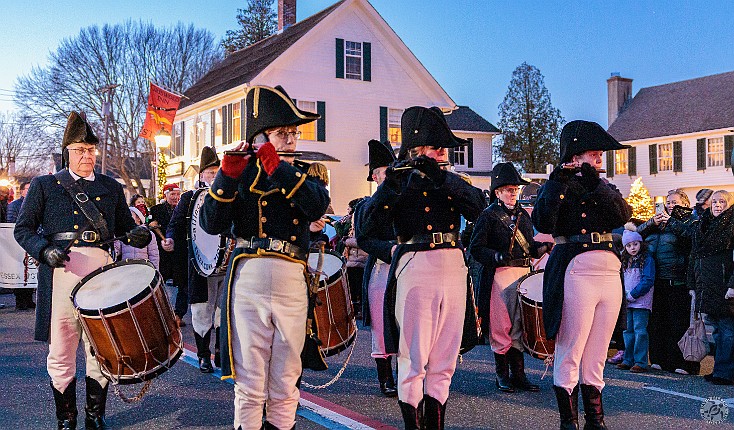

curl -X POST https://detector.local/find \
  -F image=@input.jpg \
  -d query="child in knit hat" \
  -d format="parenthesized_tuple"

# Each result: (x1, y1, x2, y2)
(617, 223, 656, 373)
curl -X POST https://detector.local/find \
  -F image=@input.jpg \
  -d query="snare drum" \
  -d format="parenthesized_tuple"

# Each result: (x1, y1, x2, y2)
(189, 188, 236, 277)
(308, 251, 357, 356)
(71, 260, 183, 384)
(517, 270, 555, 360)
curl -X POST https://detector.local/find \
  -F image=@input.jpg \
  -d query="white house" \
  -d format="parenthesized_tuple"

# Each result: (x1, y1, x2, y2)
(165, 0, 498, 213)
(604, 72, 734, 204)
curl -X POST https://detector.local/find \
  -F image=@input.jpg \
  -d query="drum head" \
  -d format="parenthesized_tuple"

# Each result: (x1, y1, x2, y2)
(517, 270, 544, 303)
(74, 261, 156, 310)
(189, 188, 222, 277)
(308, 252, 344, 281)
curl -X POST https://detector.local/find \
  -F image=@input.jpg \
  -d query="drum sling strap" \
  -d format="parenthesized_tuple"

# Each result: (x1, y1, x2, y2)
(497, 209, 531, 256)
(54, 169, 110, 242)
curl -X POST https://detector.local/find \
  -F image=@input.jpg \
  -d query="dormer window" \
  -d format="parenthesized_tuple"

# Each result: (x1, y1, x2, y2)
(336, 39, 371, 81)
(345, 41, 362, 80)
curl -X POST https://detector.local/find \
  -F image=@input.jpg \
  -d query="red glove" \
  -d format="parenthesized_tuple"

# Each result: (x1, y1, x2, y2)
(257, 142, 281, 176)
(221, 153, 250, 178)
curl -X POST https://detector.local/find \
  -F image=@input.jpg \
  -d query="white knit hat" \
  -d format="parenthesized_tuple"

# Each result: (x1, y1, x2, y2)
(129, 206, 145, 223)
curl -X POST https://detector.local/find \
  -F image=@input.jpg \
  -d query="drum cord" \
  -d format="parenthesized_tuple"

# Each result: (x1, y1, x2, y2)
(301, 328, 358, 390)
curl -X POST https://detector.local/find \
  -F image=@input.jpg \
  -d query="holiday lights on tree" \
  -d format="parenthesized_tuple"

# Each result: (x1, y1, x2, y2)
(157, 150, 167, 200)
(626, 177, 655, 220)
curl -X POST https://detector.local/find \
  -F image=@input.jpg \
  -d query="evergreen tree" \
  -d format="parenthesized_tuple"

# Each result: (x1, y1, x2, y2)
(496, 62, 564, 173)
(221, 0, 277, 55)
(627, 177, 655, 220)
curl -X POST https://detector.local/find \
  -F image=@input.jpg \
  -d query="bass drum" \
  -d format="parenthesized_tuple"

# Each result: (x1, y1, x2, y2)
(188, 188, 235, 277)
(516, 270, 555, 360)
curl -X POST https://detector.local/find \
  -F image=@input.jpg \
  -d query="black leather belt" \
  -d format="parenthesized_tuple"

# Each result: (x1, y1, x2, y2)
(51, 231, 100, 243)
(554, 232, 613, 245)
(236, 237, 307, 261)
(402, 231, 460, 246)
(506, 258, 531, 267)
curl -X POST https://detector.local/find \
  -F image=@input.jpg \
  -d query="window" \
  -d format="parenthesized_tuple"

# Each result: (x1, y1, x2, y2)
(345, 41, 362, 80)
(388, 108, 402, 143)
(195, 115, 208, 155)
(454, 146, 466, 166)
(298, 101, 317, 141)
(614, 149, 628, 175)
(170, 122, 183, 158)
(231, 103, 241, 142)
(658, 143, 673, 172)
(707, 137, 724, 167)
(214, 108, 222, 147)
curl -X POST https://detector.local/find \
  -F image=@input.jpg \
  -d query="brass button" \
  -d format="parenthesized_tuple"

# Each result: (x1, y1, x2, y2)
(581, 213, 587, 218)
(423, 192, 428, 197)
(74, 240, 79, 244)
(74, 211, 78, 215)
(583, 243, 588, 248)
(261, 217, 267, 223)
(95, 197, 101, 201)
(296, 172, 302, 177)
(427, 225, 433, 231)
(383, 205, 389, 210)
(281, 188, 286, 194)
(425, 207, 430, 212)
(429, 243, 436, 249)
(451, 207, 455, 212)
(559, 194, 565, 200)
(450, 241, 456, 246)
(608, 243, 613, 248)
(217, 189, 224, 196)
(293, 219, 299, 225)
(290, 236, 297, 241)
(447, 196, 452, 200)
(57, 181, 61, 184)
(581, 229, 587, 234)
(262, 200, 268, 206)
(450, 224, 455, 230)
(581, 201, 586, 205)
(290, 202, 295, 207)
(260, 233, 267, 238)
(73, 225, 78, 229)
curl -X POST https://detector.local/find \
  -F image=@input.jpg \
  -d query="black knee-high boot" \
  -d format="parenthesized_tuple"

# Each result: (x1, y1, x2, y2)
(580, 384, 607, 429)
(85, 377, 109, 429)
(508, 347, 540, 391)
(423, 395, 446, 430)
(553, 385, 579, 430)
(194, 329, 213, 373)
(51, 378, 77, 430)
(376, 357, 397, 397)
(214, 326, 221, 368)
(398, 399, 424, 430)
(493, 352, 515, 392)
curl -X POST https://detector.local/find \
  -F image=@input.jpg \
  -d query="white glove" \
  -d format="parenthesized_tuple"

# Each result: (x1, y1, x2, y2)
(162, 238, 174, 252)
(725, 288, 734, 300)
(626, 293, 636, 302)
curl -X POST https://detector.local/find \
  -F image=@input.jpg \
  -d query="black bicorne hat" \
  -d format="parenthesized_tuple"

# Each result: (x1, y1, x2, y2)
(489, 162, 530, 203)
(62, 111, 99, 150)
(199, 146, 220, 172)
(245, 85, 320, 143)
(367, 139, 396, 181)
(559, 120, 629, 163)
(397, 106, 468, 160)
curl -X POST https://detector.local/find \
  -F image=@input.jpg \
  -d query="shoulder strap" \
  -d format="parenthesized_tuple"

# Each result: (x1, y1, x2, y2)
(495, 207, 531, 256)
(54, 169, 110, 241)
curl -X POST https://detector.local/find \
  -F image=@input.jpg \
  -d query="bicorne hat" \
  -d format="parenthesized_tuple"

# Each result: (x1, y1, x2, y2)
(367, 139, 396, 181)
(397, 106, 468, 160)
(245, 85, 320, 143)
(559, 120, 629, 163)
(62, 111, 99, 150)
(489, 162, 530, 203)
(199, 146, 220, 172)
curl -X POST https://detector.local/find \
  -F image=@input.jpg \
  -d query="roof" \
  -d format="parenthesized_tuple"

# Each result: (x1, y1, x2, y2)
(445, 106, 500, 133)
(607, 71, 734, 142)
(180, 1, 345, 109)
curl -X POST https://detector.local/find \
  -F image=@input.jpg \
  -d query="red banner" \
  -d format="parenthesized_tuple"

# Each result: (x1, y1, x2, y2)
(139, 83, 182, 141)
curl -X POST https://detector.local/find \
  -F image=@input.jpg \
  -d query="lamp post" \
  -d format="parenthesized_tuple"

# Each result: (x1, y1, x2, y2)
(155, 129, 171, 200)
(97, 84, 120, 175)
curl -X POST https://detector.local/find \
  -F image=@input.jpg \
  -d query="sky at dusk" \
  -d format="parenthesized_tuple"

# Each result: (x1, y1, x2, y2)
(1, 0, 733, 128)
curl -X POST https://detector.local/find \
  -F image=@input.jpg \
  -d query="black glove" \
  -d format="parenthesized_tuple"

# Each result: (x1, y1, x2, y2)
(578, 162, 601, 191)
(126, 225, 152, 248)
(42, 246, 70, 268)
(412, 156, 446, 185)
(493, 251, 512, 265)
(548, 165, 575, 184)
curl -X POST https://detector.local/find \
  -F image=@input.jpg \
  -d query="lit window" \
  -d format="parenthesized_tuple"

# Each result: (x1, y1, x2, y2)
(658, 143, 673, 172)
(614, 150, 628, 174)
(345, 41, 362, 80)
(454, 146, 466, 166)
(171, 123, 183, 158)
(297, 101, 317, 141)
(214, 108, 222, 147)
(388, 108, 402, 143)
(232, 103, 241, 142)
(708, 137, 724, 167)
(196, 115, 208, 154)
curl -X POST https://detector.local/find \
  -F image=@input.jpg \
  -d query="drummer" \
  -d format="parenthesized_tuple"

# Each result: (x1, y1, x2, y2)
(14, 111, 151, 429)
(162, 146, 225, 373)
(357, 107, 485, 429)
(200, 85, 330, 430)
(532, 120, 632, 429)
(469, 162, 551, 393)
(354, 139, 398, 397)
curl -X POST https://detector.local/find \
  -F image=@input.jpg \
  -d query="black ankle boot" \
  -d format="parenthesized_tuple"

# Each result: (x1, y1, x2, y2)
(376, 357, 398, 397)
(553, 385, 579, 430)
(493, 352, 515, 393)
(214, 327, 221, 368)
(423, 395, 446, 430)
(85, 377, 109, 429)
(194, 329, 213, 373)
(51, 378, 78, 430)
(398, 399, 424, 430)
(508, 347, 540, 392)
(580, 384, 607, 429)
(262, 422, 295, 430)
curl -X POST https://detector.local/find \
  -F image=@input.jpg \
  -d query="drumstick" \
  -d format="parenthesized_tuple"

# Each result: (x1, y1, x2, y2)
(149, 225, 166, 242)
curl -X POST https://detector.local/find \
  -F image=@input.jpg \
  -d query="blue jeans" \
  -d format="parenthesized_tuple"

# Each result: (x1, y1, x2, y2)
(707, 315, 734, 380)
(623, 308, 650, 367)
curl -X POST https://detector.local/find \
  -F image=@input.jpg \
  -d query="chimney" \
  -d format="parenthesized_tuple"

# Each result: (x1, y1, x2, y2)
(278, 0, 296, 31)
(607, 73, 633, 127)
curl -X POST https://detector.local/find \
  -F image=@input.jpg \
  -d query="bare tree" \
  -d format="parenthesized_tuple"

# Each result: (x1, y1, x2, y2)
(221, 0, 277, 55)
(13, 21, 222, 197)
(0, 112, 55, 180)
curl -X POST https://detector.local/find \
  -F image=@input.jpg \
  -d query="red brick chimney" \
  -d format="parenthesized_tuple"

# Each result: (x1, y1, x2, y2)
(607, 73, 633, 127)
(278, 0, 296, 31)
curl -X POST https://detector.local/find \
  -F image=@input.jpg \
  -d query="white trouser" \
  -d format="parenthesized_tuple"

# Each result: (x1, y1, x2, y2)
(230, 257, 307, 430)
(395, 248, 467, 408)
(488, 266, 529, 354)
(369, 259, 391, 358)
(191, 274, 225, 337)
(553, 251, 622, 393)
(49, 247, 112, 392)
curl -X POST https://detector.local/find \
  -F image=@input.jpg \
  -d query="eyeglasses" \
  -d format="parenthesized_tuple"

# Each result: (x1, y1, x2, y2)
(270, 130, 302, 140)
(67, 148, 98, 156)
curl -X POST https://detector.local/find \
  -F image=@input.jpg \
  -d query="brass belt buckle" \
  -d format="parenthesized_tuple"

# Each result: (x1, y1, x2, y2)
(269, 238, 284, 252)
(432, 232, 444, 245)
(80, 231, 98, 242)
(590, 232, 601, 244)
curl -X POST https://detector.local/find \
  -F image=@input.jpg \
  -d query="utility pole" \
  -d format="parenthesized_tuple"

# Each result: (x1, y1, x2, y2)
(97, 84, 120, 175)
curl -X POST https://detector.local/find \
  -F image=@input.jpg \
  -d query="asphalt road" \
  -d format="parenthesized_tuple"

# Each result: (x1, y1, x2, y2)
(1, 289, 733, 430)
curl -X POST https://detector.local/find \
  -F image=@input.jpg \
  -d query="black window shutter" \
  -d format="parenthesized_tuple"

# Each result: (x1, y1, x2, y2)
(335, 38, 344, 79)
(649, 144, 657, 175)
(380, 106, 388, 142)
(467, 138, 474, 168)
(317, 101, 326, 142)
(725, 135, 734, 168)
(673, 140, 683, 172)
(628, 146, 636, 176)
(448, 148, 455, 164)
(697, 138, 706, 170)
(178, 122, 185, 158)
(363, 42, 371, 82)
(606, 151, 615, 177)
(227, 103, 234, 144)
(221, 105, 228, 146)
(240, 99, 246, 142)
(210, 110, 216, 147)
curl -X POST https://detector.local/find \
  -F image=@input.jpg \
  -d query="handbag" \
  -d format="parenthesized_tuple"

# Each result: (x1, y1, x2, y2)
(678, 291, 709, 362)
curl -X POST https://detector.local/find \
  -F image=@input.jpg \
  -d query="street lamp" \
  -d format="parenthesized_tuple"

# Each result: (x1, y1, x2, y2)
(155, 129, 171, 148)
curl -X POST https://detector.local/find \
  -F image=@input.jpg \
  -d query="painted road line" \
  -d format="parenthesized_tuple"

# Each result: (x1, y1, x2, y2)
(644, 385, 734, 406)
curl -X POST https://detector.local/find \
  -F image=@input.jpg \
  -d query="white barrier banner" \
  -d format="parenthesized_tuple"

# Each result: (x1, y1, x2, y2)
(0, 223, 38, 288)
